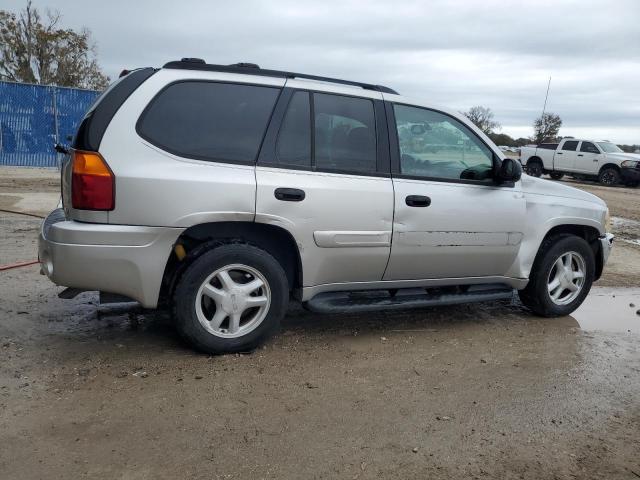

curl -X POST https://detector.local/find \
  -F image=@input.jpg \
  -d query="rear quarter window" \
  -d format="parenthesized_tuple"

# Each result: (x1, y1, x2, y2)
(137, 81, 280, 164)
(538, 143, 558, 150)
(74, 68, 156, 151)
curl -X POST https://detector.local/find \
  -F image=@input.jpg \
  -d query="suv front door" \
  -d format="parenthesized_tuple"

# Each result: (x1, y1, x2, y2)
(255, 86, 394, 288)
(384, 104, 525, 281)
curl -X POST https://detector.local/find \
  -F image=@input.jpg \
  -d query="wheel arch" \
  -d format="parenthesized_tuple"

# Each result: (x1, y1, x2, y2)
(158, 221, 303, 306)
(598, 163, 621, 175)
(526, 156, 543, 168)
(535, 223, 604, 281)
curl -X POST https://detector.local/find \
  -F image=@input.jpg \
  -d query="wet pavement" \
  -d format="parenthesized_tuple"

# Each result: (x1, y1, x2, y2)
(1, 259, 639, 479)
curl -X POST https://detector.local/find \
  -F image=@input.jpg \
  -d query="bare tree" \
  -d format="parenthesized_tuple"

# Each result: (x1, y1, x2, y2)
(462, 106, 501, 135)
(0, 1, 109, 89)
(533, 112, 562, 143)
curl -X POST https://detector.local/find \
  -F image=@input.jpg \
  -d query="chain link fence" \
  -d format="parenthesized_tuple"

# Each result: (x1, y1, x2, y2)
(0, 81, 101, 168)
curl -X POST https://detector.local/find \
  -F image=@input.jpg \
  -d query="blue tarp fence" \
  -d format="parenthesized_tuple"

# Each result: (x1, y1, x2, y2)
(0, 81, 101, 168)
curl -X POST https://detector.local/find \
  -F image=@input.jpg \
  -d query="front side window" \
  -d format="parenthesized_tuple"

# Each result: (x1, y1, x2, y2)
(394, 104, 494, 181)
(314, 93, 377, 174)
(580, 141, 600, 154)
(137, 81, 280, 163)
(562, 140, 579, 151)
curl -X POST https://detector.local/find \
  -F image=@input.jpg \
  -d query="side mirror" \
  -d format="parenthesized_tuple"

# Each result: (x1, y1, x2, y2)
(498, 157, 522, 183)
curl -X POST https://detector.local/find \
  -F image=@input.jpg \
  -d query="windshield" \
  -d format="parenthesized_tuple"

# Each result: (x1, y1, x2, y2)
(596, 142, 623, 153)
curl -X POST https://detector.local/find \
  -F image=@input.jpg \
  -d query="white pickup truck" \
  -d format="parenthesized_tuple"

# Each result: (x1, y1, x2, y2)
(520, 139, 640, 187)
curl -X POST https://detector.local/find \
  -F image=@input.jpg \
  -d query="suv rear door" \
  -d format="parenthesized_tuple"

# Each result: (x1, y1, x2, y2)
(255, 83, 393, 288)
(384, 102, 525, 280)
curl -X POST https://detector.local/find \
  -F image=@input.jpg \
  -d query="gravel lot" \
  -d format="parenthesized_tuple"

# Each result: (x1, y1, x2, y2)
(1, 167, 639, 479)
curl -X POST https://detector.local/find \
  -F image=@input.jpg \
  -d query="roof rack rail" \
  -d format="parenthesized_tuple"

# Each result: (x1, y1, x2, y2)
(162, 59, 399, 95)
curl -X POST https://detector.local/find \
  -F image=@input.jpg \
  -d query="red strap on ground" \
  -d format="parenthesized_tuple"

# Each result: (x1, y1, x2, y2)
(0, 260, 40, 271)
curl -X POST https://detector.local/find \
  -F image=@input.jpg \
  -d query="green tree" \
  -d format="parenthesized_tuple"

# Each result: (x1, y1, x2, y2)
(463, 106, 501, 135)
(0, 1, 109, 89)
(533, 112, 562, 144)
(488, 132, 516, 146)
(618, 144, 640, 153)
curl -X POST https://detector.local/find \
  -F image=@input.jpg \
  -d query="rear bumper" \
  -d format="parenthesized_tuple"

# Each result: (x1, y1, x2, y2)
(38, 209, 183, 308)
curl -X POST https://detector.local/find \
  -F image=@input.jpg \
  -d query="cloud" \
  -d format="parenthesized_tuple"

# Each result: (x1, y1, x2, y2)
(4, 0, 640, 143)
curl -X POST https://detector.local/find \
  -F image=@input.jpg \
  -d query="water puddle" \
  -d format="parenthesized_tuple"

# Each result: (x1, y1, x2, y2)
(571, 287, 640, 333)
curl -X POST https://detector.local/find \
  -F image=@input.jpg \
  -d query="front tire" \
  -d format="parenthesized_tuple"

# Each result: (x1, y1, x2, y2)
(549, 172, 564, 180)
(598, 167, 620, 186)
(173, 244, 289, 354)
(519, 234, 595, 317)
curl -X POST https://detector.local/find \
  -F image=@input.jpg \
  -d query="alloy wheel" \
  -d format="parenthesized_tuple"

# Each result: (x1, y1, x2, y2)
(546, 251, 586, 305)
(527, 163, 542, 177)
(601, 171, 617, 185)
(195, 264, 271, 338)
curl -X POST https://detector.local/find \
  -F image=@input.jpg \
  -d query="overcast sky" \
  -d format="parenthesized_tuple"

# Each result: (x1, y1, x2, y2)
(5, 0, 640, 143)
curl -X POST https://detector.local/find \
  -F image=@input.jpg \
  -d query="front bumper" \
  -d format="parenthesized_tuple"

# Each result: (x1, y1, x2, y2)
(599, 233, 614, 266)
(38, 209, 183, 308)
(620, 167, 640, 182)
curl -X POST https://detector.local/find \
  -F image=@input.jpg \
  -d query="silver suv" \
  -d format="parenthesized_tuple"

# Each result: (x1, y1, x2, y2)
(39, 59, 614, 354)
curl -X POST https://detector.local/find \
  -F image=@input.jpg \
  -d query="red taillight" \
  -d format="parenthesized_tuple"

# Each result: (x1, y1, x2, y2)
(71, 150, 115, 210)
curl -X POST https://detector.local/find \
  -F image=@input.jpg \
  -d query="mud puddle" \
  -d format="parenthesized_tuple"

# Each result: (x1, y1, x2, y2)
(571, 287, 640, 333)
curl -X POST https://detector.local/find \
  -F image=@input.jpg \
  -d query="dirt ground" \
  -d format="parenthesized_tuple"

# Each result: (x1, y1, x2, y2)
(1, 167, 639, 479)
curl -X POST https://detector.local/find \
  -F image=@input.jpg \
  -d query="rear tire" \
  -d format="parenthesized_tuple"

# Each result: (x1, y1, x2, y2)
(598, 167, 620, 186)
(173, 243, 288, 354)
(526, 160, 543, 177)
(518, 234, 595, 317)
(549, 172, 564, 180)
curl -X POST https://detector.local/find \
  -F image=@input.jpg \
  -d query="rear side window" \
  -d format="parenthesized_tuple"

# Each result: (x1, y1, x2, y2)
(314, 93, 377, 174)
(137, 81, 280, 164)
(580, 141, 600, 153)
(562, 140, 579, 151)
